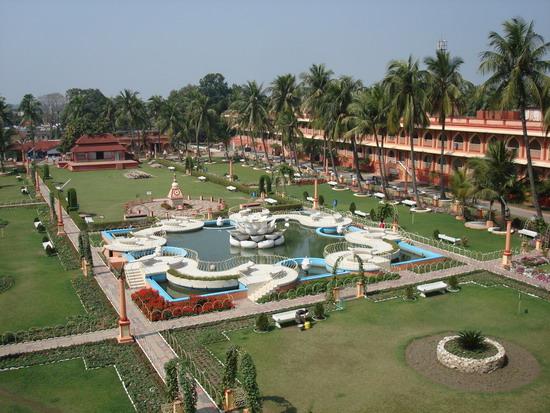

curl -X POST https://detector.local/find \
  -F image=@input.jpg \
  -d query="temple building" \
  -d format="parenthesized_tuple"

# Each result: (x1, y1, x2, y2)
(167, 174, 185, 208)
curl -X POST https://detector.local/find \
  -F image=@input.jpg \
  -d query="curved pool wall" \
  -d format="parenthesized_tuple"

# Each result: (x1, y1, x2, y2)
(102, 228, 133, 242)
(395, 240, 443, 264)
(203, 219, 236, 230)
(123, 246, 188, 263)
(315, 225, 362, 238)
(147, 273, 247, 303)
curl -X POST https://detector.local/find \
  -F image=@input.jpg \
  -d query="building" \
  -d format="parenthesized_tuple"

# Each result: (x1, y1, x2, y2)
(62, 134, 138, 171)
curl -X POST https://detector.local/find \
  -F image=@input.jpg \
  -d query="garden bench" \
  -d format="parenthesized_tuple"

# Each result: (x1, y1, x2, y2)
(42, 241, 54, 251)
(198, 176, 207, 182)
(518, 229, 538, 238)
(306, 196, 314, 202)
(417, 281, 448, 297)
(438, 234, 461, 244)
(401, 199, 416, 207)
(373, 192, 385, 199)
(272, 308, 308, 328)
(226, 186, 237, 191)
(265, 198, 278, 205)
(354, 210, 368, 217)
(84, 216, 94, 224)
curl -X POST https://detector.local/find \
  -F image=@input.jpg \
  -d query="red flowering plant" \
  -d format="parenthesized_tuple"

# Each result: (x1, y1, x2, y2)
(131, 288, 234, 321)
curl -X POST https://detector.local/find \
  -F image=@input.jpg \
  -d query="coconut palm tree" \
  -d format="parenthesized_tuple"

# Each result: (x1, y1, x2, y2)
(19, 94, 42, 144)
(101, 97, 117, 133)
(425, 50, 464, 199)
(231, 81, 270, 163)
(188, 92, 217, 163)
(0, 96, 14, 171)
(449, 167, 476, 220)
(384, 56, 431, 207)
(274, 110, 303, 166)
(148, 95, 165, 157)
(300, 64, 334, 171)
(479, 17, 549, 219)
(115, 89, 146, 154)
(160, 96, 186, 153)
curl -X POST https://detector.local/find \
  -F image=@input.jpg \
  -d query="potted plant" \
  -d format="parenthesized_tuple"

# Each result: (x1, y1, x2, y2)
(312, 302, 325, 321)
(404, 285, 415, 301)
(447, 275, 460, 292)
(254, 313, 270, 333)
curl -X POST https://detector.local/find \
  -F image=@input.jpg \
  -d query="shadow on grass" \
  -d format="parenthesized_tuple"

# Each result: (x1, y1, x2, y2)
(262, 395, 299, 413)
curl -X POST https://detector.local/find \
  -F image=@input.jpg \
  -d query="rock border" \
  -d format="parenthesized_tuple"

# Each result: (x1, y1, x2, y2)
(437, 335, 506, 374)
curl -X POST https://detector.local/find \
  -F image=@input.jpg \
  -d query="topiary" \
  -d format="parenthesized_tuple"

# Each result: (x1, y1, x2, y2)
(404, 285, 414, 300)
(318, 194, 325, 206)
(67, 188, 78, 211)
(448, 275, 459, 290)
(255, 313, 270, 332)
(222, 346, 239, 390)
(42, 164, 50, 180)
(240, 352, 262, 413)
(433, 229, 440, 240)
(349, 202, 356, 213)
(164, 358, 179, 401)
(313, 302, 325, 320)
(303, 191, 309, 201)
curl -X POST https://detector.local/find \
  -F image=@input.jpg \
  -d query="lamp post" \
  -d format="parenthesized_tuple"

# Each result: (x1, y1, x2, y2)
(312, 178, 319, 210)
(117, 270, 134, 344)
(502, 206, 512, 268)
(56, 196, 65, 236)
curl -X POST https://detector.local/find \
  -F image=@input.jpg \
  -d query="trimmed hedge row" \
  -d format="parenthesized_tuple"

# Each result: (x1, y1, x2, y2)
(0, 340, 167, 412)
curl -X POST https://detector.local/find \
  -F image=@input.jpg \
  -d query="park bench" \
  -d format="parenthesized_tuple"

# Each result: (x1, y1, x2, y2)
(226, 186, 237, 191)
(306, 196, 314, 202)
(373, 192, 385, 199)
(518, 229, 538, 238)
(401, 199, 416, 207)
(42, 240, 54, 251)
(354, 210, 368, 217)
(272, 308, 308, 328)
(198, 176, 207, 182)
(438, 234, 461, 244)
(33, 220, 42, 229)
(417, 281, 448, 297)
(265, 198, 278, 205)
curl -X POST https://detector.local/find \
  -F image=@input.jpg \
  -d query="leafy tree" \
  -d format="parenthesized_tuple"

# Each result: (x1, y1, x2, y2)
(480, 17, 549, 219)
(178, 363, 197, 413)
(198, 73, 230, 114)
(0, 96, 14, 172)
(188, 91, 217, 162)
(222, 346, 239, 390)
(425, 50, 464, 199)
(164, 358, 179, 401)
(148, 95, 166, 157)
(19, 94, 42, 143)
(115, 89, 147, 154)
(240, 352, 262, 413)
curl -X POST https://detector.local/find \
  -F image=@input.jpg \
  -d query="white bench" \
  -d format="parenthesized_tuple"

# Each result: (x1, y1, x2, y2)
(226, 186, 237, 191)
(42, 241, 54, 251)
(265, 198, 278, 205)
(354, 210, 368, 217)
(417, 281, 448, 297)
(401, 199, 416, 207)
(518, 229, 538, 238)
(198, 176, 207, 182)
(84, 216, 94, 224)
(327, 181, 338, 186)
(438, 234, 461, 244)
(272, 308, 307, 328)
(306, 196, 314, 202)
(373, 192, 385, 199)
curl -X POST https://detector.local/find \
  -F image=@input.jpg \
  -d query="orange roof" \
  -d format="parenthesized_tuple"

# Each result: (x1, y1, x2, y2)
(72, 144, 126, 153)
(32, 140, 61, 151)
(75, 134, 121, 145)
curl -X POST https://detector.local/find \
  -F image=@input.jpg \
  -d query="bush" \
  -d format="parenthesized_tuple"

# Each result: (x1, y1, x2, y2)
(433, 229, 440, 240)
(36, 223, 46, 233)
(255, 313, 270, 332)
(457, 330, 485, 351)
(42, 164, 50, 180)
(42, 235, 49, 243)
(318, 194, 325, 206)
(349, 202, 356, 213)
(370, 208, 377, 222)
(404, 285, 414, 300)
(67, 188, 78, 211)
(461, 237, 469, 247)
(303, 191, 309, 201)
(448, 275, 459, 290)
(313, 302, 325, 320)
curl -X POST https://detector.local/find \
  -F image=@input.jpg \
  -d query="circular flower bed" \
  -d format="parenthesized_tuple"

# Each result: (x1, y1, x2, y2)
(437, 335, 506, 373)
(0, 276, 15, 294)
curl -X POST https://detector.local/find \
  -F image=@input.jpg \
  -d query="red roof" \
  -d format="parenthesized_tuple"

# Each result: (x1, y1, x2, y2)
(32, 140, 61, 151)
(75, 134, 121, 145)
(72, 144, 126, 153)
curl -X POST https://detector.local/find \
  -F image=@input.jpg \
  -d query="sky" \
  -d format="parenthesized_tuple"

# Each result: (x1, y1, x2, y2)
(1, 0, 549, 104)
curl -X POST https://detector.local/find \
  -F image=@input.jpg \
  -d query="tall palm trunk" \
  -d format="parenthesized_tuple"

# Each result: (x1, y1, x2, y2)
(439, 116, 447, 199)
(373, 131, 388, 198)
(251, 131, 259, 162)
(328, 134, 339, 180)
(157, 129, 161, 158)
(195, 115, 202, 162)
(380, 134, 390, 199)
(206, 134, 212, 163)
(238, 131, 245, 157)
(261, 135, 270, 165)
(351, 134, 363, 191)
(519, 102, 542, 218)
(408, 129, 422, 207)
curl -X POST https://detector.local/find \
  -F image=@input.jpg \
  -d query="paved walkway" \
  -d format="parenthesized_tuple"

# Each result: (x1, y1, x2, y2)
(3, 180, 548, 412)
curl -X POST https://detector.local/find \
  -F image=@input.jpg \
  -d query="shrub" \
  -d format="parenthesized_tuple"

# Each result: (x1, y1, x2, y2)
(461, 237, 469, 247)
(45, 244, 56, 256)
(313, 302, 325, 319)
(448, 275, 459, 290)
(349, 202, 356, 213)
(457, 330, 485, 351)
(164, 358, 179, 401)
(255, 313, 270, 332)
(42, 164, 50, 179)
(265, 175, 272, 193)
(303, 191, 309, 201)
(42, 235, 49, 243)
(370, 208, 377, 221)
(404, 285, 414, 300)
(222, 346, 239, 390)
(433, 229, 440, 240)
(318, 194, 325, 206)
(67, 188, 78, 211)
(36, 223, 46, 233)
(258, 176, 266, 194)
(240, 353, 262, 413)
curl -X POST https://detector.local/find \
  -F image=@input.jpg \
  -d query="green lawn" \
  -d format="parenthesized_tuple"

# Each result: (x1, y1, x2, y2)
(285, 183, 521, 252)
(0, 207, 84, 332)
(0, 358, 134, 413)
(0, 175, 33, 203)
(204, 160, 268, 185)
(49, 164, 253, 221)
(207, 284, 550, 413)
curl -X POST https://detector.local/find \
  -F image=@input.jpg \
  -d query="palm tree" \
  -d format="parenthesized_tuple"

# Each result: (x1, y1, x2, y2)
(449, 167, 475, 220)
(160, 96, 186, 153)
(425, 50, 464, 199)
(385, 56, 431, 206)
(232, 81, 270, 163)
(468, 140, 517, 227)
(301, 64, 334, 171)
(318, 76, 362, 179)
(270, 74, 301, 165)
(0, 96, 14, 171)
(19, 94, 42, 144)
(115, 89, 146, 154)
(188, 92, 217, 163)
(101, 97, 117, 133)
(148, 95, 165, 157)
(480, 17, 549, 219)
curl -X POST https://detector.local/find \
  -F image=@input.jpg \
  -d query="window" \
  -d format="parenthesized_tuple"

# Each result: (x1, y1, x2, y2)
(529, 139, 542, 159)
(507, 138, 520, 150)
(453, 134, 464, 150)
(424, 132, 433, 146)
(423, 155, 432, 167)
(470, 135, 481, 151)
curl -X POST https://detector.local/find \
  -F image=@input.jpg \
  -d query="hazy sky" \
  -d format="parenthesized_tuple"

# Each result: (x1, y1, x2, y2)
(1, 0, 549, 103)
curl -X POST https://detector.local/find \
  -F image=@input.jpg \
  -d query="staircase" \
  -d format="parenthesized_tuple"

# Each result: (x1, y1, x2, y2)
(248, 279, 278, 302)
(124, 262, 147, 289)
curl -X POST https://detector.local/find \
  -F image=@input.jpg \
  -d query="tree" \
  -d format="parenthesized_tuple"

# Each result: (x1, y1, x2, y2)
(222, 346, 239, 390)
(160, 94, 187, 153)
(115, 89, 147, 154)
(0, 96, 14, 172)
(240, 352, 262, 413)
(385, 56, 430, 207)
(67, 188, 78, 210)
(19, 94, 42, 144)
(39, 93, 66, 139)
(198, 73, 230, 114)
(188, 91, 217, 162)
(164, 358, 179, 401)
(425, 50, 464, 199)
(479, 17, 549, 219)
(178, 363, 197, 413)
(148, 95, 166, 157)
(449, 167, 475, 219)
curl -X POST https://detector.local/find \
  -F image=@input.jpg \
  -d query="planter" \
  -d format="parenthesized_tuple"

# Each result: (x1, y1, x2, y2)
(312, 316, 326, 322)
(446, 287, 460, 293)
(437, 335, 506, 374)
(410, 207, 432, 213)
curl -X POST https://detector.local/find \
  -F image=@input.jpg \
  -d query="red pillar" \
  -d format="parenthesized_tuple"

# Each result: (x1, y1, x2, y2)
(56, 198, 65, 236)
(117, 273, 134, 344)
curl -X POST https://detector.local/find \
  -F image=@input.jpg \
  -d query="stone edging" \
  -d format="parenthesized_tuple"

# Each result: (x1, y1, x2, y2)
(436, 335, 506, 373)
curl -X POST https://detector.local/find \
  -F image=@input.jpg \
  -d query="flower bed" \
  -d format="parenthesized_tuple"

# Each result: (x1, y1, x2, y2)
(512, 254, 550, 283)
(437, 335, 506, 373)
(131, 288, 234, 321)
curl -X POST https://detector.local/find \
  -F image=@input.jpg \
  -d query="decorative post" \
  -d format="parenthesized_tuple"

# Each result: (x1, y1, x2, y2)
(224, 389, 235, 411)
(34, 170, 42, 199)
(535, 237, 542, 251)
(391, 216, 399, 232)
(56, 198, 65, 236)
(332, 286, 340, 302)
(117, 272, 134, 344)
(502, 209, 512, 268)
(312, 178, 319, 210)
(356, 281, 365, 298)
(229, 159, 233, 182)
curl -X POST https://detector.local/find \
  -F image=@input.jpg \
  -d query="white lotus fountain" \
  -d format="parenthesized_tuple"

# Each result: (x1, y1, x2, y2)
(228, 208, 285, 249)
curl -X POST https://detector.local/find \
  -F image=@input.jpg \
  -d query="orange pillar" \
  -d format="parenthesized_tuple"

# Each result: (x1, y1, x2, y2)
(229, 159, 233, 182)
(312, 178, 319, 210)
(56, 198, 65, 236)
(501, 220, 512, 267)
(34, 170, 42, 199)
(117, 273, 134, 344)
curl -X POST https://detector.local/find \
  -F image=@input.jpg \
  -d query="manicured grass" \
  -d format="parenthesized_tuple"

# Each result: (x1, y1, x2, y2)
(204, 160, 268, 184)
(0, 207, 84, 332)
(0, 175, 33, 203)
(285, 183, 521, 252)
(0, 358, 134, 413)
(49, 164, 253, 221)
(207, 283, 550, 413)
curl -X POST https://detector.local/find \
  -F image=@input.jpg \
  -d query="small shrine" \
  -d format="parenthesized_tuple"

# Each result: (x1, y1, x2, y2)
(167, 174, 184, 208)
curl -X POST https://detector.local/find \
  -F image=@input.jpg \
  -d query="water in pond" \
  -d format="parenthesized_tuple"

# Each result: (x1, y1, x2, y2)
(166, 222, 335, 261)
(156, 281, 240, 299)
